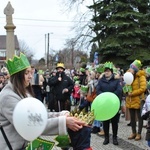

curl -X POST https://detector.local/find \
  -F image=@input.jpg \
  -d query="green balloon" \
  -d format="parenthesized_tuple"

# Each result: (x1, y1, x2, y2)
(91, 92, 120, 121)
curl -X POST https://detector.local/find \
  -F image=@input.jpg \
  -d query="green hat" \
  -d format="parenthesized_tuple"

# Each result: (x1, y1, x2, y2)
(130, 60, 142, 72)
(6, 53, 30, 76)
(80, 85, 88, 93)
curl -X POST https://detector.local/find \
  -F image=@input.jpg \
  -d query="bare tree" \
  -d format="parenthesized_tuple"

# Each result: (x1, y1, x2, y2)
(60, 0, 94, 54)
(18, 40, 34, 63)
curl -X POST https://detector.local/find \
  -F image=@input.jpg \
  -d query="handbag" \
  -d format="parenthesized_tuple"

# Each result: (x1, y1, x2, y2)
(86, 88, 96, 102)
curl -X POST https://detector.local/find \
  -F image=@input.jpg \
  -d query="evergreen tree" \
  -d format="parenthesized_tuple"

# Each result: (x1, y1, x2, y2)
(88, 0, 150, 68)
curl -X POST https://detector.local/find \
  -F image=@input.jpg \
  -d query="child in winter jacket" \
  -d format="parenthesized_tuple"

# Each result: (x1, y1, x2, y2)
(72, 81, 80, 105)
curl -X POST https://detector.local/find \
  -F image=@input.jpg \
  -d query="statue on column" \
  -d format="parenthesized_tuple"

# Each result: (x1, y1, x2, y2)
(4, 2, 14, 25)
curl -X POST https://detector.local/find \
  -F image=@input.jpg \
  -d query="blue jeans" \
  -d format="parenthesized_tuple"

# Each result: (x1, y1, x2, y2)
(93, 120, 100, 128)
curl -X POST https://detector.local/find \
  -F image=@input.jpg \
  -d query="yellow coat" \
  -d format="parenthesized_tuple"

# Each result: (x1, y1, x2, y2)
(126, 70, 146, 109)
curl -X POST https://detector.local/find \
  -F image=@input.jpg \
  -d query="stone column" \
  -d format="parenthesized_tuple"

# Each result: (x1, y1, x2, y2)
(4, 2, 16, 60)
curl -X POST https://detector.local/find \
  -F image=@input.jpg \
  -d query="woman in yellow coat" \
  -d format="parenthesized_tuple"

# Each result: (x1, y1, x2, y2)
(126, 60, 146, 141)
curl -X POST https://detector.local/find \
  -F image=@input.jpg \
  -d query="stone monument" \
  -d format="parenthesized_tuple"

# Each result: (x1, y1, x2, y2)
(4, 1, 16, 60)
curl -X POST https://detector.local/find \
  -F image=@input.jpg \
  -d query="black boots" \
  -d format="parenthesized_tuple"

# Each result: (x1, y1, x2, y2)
(91, 126, 100, 134)
(103, 137, 109, 145)
(103, 137, 118, 145)
(113, 137, 118, 145)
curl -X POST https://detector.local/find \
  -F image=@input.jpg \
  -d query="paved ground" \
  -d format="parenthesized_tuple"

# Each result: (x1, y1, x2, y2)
(41, 115, 150, 150)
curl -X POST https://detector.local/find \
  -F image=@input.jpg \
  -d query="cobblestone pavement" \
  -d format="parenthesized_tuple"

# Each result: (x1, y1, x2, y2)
(41, 116, 150, 150)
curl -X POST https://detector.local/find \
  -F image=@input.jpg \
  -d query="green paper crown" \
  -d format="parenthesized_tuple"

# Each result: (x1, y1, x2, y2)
(96, 64, 104, 73)
(73, 76, 79, 81)
(104, 62, 114, 69)
(6, 53, 30, 75)
(80, 85, 89, 93)
(80, 67, 85, 72)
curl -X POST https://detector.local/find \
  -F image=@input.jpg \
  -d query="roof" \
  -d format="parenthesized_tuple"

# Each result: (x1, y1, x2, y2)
(0, 35, 20, 50)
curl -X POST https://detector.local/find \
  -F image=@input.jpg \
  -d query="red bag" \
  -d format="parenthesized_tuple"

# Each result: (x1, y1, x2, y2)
(86, 88, 96, 102)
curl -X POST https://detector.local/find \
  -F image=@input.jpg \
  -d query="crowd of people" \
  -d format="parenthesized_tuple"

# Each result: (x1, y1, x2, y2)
(1, 52, 150, 149)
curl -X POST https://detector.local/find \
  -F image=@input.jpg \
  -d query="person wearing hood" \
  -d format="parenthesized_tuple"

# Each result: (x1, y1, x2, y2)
(96, 62, 122, 145)
(126, 60, 147, 141)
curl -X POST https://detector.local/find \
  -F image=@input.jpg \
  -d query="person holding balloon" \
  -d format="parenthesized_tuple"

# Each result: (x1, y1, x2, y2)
(0, 53, 92, 150)
(125, 60, 146, 141)
(95, 62, 122, 145)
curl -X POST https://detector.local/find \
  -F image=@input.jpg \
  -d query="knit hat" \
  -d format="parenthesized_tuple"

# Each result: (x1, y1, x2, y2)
(130, 60, 142, 72)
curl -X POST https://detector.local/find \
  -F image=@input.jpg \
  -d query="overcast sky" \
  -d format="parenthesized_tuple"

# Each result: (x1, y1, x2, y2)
(0, 0, 92, 59)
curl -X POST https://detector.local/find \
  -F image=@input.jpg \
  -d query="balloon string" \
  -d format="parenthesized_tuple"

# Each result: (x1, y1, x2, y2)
(30, 141, 33, 150)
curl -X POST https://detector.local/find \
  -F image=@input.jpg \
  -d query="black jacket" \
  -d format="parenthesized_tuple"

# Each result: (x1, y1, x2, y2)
(49, 72, 74, 101)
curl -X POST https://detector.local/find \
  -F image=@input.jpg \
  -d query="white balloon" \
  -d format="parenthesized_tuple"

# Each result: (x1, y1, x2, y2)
(123, 72, 134, 85)
(13, 97, 48, 141)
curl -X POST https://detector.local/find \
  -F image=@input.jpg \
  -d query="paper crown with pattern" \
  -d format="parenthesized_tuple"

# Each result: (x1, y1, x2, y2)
(56, 63, 65, 70)
(6, 53, 30, 75)
(104, 62, 114, 69)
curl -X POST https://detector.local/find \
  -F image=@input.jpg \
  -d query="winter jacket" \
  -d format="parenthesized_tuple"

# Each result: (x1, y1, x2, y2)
(49, 72, 74, 101)
(72, 86, 80, 99)
(96, 74, 122, 100)
(0, 81, 68, 150)
(126, 70, 146, 109)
